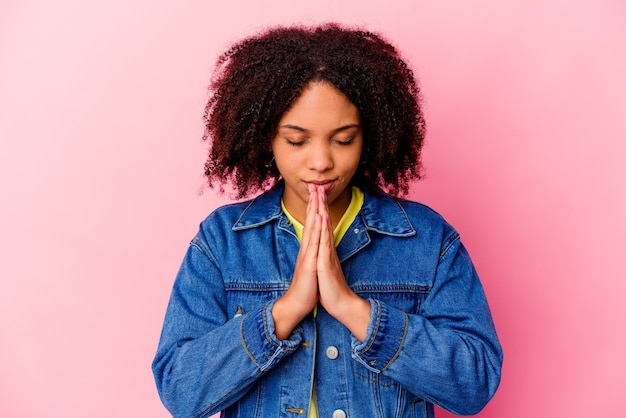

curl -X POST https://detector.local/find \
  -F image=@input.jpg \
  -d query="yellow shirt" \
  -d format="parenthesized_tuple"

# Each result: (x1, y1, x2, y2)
(282, 186, 364, 247)
(281, 186, 364, 418)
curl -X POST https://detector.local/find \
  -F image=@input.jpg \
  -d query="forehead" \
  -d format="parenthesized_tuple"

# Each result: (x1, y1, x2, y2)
(278, 82, 360, 128)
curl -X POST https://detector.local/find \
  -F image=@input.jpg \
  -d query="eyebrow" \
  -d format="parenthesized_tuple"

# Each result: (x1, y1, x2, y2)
(279, 123, 361, 134)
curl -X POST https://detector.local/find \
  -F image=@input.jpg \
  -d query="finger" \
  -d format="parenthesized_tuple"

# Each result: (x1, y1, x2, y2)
(290, 211, 320, 306)
(307, 212, 322, 252)
(316, 186, 334, 247)
(319, 212, 333, 252)
(298, 203, 322, 271)
(307, 185, 319, 223)
(317, 212, 349, 305)
(317, 185, 328, 216)
(301, 185, 319, 247)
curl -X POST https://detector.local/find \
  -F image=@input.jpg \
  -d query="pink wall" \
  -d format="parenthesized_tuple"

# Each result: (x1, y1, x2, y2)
(1, 1, 625, 417)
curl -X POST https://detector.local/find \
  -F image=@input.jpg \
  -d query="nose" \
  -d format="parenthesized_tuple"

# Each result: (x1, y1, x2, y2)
(307, 141, 333, 172)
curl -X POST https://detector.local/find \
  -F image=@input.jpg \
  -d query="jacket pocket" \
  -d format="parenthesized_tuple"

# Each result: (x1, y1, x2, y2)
(224, 281, 289, 318)
(353, 284, 431, 315)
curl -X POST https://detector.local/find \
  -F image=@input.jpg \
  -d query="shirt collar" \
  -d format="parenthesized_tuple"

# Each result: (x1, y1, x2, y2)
(232, 182, 416, 237)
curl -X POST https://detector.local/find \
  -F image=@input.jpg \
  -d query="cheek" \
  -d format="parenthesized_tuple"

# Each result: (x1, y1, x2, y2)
(345, 148, 363, 173)
(273, 154, 298, 179)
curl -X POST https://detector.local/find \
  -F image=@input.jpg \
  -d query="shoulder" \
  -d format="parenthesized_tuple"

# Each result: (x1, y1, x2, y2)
(395, 197, 448, 226)
(196, 187, 283, 240)
(184, 200, 251, 255)
(363, 189, 450, 227)
(197, 199, 254, 239)
(395, 198, 462, 255)
(203, 199, 255, 225)
(362, 189, 458, 244)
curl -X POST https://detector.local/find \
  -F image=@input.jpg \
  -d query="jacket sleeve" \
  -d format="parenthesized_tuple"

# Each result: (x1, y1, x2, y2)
(351, 230, 503, 415)
(152, 232, 302, 418)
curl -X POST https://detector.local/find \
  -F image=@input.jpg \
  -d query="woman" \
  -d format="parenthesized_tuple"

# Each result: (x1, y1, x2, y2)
(153, 24, 502, 418)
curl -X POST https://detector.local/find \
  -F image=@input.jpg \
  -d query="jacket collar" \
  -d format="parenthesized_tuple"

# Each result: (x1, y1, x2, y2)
(233, 183, 416, 238)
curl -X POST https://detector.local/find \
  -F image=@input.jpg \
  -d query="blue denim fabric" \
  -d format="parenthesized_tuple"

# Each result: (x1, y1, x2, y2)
(152, 184, 502, 418)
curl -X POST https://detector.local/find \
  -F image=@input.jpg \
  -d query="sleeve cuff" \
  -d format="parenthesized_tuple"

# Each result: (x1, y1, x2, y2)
(240, 300, 303, 371)
(351, 299, 408, 372)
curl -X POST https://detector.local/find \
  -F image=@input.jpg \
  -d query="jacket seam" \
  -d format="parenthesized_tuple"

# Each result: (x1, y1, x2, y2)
(381, 311, 408, 371)
(360, 299, 382, 355)
(190, 238, 220, 267)
(262, 301, 280, 348)
(439, 232, 460, 259)
(239, 312, 259, 365)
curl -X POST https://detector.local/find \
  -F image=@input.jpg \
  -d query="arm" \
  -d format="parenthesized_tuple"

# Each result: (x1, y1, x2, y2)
(152, 234, 302, 418)
(351, 233, 503, 415)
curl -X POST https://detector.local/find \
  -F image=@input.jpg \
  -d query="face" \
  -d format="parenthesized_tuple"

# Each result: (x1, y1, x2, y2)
(271, 82, 363, 225)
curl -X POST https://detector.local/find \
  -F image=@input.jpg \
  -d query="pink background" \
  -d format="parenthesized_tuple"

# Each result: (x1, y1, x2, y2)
(1, 1, 625, 417)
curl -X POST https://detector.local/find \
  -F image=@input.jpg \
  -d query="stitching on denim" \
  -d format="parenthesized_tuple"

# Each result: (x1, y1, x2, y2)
(239, 312, 258, 365)
(360, 300, 382, 355)
(232, 198, 282, 230)
(338, 233, 371, 263)
(352, 284, 431, 293)
(394, 199, 417, 234)
(361, 198, 416, 237)
(255, 377, 264, 416)
(381, 311, 408, 371)
(261, 301, 279, 349)
(354, 370, 396, 387)
(194, 359, 265, 418)
(190, 238, 220, 267)
(439, 232, 460, 259)
(364, 226, 416, 237)
(224, 282, 290, 292)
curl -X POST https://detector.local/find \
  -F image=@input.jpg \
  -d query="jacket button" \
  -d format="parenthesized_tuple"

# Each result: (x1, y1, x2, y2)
(325, 345, 339, 360)
(332, 409, 346, 418)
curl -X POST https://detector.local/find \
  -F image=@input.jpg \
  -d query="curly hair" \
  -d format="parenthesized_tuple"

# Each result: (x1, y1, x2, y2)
(203, 23, 426, 198)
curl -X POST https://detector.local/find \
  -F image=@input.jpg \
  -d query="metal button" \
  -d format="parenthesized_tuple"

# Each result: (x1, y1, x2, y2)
(332, 409, 346, 418)
(326, 345, 339, 360)
(353, 228, 359, 234)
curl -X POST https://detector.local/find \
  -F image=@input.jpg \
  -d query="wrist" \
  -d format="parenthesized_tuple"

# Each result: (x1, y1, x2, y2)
(272, 294, 311, 340)
(328, 294, 371, 342)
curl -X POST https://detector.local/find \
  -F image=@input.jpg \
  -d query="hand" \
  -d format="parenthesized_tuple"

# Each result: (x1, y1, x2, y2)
(272, 185, 321, 340)
(272, 185, 370, 342)
(315, 186, 371, 342)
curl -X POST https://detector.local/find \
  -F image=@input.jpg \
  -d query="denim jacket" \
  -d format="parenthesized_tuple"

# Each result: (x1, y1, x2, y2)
(152, 185, 502, 418)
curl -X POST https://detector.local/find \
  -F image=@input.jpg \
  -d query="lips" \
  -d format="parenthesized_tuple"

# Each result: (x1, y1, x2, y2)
(306, 180, 335, 194)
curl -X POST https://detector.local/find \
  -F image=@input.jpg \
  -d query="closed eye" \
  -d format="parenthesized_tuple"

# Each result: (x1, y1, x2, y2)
(333, 136, 355, 145)
(285, 138, 306, 147)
